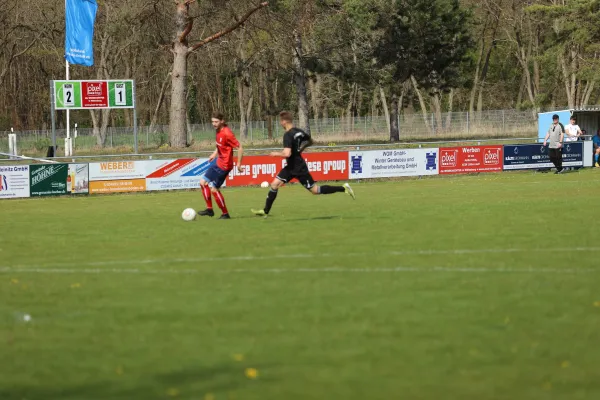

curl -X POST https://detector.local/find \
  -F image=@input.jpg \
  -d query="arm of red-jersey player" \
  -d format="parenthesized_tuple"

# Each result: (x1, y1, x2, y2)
(228, 132, 244, 172)
(236, 143, 244, 172)
(208, 149, 218, 162)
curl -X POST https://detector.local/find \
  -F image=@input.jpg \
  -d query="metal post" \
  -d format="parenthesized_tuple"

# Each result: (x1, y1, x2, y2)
(466, 111, 470, 134)
(502, 109, 506, 134)
(133, 81, 138, 153)
(8, 129, 16, 159)
(133, 108, 138, 153)
(50, 80, 57, 156)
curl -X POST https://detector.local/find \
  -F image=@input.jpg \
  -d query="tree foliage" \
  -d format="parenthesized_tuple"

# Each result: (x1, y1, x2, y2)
(2, 0, 600, 143)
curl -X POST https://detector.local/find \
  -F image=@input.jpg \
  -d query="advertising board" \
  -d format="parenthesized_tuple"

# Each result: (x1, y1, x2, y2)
(503, 143, 583, 170)
(146, 158, 212, 191)
(349, 148, 438, 179)
(227, 152, 349, 186)
(0, 165, 30, 199)
(439, 146, 503, 174)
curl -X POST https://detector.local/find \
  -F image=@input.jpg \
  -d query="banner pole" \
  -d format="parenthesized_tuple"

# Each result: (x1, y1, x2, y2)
(66, 60, 71, 142)
(51, 80, 57, 156)
(133, 81, 138, 153)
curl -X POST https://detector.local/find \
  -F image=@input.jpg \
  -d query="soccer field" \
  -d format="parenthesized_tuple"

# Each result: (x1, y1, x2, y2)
(1, 171, 600, 400)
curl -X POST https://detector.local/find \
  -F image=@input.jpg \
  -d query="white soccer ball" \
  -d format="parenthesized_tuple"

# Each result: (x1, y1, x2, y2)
(23, 314, 31, 322)
(181, 208, 197, 221)
(261, 181, 270, 188)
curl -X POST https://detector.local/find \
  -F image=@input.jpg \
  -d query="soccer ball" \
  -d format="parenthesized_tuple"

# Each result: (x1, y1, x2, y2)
(181, 208, 197, 221)
(261, 181, 270, 188)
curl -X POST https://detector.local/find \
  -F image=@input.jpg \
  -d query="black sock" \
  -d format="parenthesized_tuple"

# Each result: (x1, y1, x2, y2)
(319, 185, 345, 195)
(264, 189, 278, 214)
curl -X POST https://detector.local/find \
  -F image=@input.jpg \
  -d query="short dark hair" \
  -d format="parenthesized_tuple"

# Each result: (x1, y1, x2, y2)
(570, 116, 576, 121)
(279, 111, 293, 123)
(212, 112, 225, 121)
(552, 114, 559, 120)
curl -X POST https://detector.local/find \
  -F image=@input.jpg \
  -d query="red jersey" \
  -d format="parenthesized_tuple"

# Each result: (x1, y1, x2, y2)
(215, 125, 240, 171)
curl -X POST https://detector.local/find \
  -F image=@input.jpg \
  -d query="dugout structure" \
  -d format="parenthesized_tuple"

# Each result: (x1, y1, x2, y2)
(538, 108, 597, 167)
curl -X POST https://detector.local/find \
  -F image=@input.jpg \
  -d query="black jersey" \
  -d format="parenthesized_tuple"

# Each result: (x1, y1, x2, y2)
(283, 127, 311, 174)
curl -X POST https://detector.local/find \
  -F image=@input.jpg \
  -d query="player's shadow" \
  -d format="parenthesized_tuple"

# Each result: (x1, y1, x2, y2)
(1, 362, 273, 400)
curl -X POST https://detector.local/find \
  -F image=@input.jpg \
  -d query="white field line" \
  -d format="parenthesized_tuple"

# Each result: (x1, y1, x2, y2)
(0, 266, 595, 275)
(0, 247, 598, 274)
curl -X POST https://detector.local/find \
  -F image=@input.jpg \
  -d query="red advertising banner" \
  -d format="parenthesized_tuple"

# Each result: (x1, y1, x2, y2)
(227, 152, 349, 186)
(146, 159, 195, 178)
(82, 81, 108, 108)
(439, 145, 503, 174)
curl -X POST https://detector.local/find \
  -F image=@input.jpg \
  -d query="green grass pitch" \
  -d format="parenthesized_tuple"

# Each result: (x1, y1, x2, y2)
(1, 171, 600, 400)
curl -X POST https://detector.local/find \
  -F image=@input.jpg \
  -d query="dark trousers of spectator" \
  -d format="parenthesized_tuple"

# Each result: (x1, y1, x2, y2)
(549, 148, 563, 171)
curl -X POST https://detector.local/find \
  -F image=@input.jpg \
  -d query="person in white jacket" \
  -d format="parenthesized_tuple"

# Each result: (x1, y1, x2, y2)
(565, 116, 582, 142)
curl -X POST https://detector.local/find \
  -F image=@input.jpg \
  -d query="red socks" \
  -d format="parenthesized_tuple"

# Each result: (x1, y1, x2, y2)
(202, 185, 213, 209)
(213, 190, 229, 215)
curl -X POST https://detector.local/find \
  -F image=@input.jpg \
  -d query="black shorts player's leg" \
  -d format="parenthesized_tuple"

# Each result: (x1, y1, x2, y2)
(264, 188, 278, 214)
(318, 185, 345, 194)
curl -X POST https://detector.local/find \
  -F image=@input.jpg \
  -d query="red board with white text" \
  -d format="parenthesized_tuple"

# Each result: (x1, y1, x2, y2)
(227, 152, 349, 186)
(439, 145, 503, 174)
(82, 81, 108, 108)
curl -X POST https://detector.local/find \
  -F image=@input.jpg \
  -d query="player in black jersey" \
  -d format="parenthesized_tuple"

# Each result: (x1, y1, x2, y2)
(252, 111, 355, 216)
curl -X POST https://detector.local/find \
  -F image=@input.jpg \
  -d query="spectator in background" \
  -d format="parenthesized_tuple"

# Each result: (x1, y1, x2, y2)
(580, 129, 587, 141)
(565, 116, 582, 142)
(544, 114, 565, 174)
(593, 129, 600, 167)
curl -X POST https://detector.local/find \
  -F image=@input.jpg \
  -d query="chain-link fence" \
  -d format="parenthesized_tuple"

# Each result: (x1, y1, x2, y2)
(0, 109, 538, 155)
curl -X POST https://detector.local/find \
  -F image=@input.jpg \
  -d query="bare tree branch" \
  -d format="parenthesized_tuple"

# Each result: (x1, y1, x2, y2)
(187, 2, 268, 53)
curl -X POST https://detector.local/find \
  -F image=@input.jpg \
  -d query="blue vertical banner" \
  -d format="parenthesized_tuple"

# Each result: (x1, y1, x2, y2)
(65, 0, 98, 67)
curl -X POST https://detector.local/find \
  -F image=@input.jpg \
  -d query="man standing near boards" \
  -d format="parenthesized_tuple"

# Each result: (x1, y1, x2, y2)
(544, 114, 565, 174)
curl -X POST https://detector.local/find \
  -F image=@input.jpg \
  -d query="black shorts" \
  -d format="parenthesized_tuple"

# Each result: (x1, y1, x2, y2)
(276, 167, 315, 190)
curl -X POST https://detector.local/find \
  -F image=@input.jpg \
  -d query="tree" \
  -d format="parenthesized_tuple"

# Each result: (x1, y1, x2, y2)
(375, 0, 473, 140)
(527, 0, 600, 109)
(169, 0, 268, 147)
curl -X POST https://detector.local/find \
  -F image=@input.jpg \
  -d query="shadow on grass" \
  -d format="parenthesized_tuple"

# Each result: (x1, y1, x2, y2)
(1, 362, 272, 400)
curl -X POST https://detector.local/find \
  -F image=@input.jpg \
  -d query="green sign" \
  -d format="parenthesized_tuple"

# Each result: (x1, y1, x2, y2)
(30, 164, 89, 196)
(108, 81, 134, 108)
(54, 81, 82, 109)
(30, 164, 69, 196)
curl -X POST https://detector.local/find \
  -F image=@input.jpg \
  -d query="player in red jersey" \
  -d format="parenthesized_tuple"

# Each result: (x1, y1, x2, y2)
(197, 112, 243, 219)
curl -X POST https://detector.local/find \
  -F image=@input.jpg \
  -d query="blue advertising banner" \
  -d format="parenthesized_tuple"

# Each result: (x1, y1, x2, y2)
(503, 143, 583, 170)
(65, 0, 98, 67)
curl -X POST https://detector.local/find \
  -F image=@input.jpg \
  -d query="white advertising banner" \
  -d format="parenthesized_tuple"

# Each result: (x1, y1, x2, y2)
(88, 160, 150, 181)
(146, 158, 212, 191)
(0, 165, 30, 198)
(349, 148, 439, 179)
